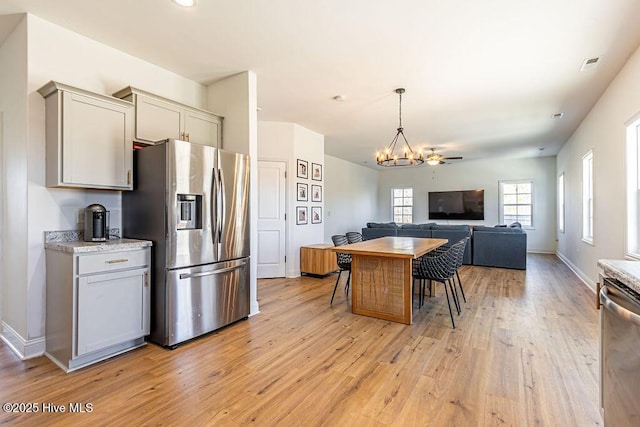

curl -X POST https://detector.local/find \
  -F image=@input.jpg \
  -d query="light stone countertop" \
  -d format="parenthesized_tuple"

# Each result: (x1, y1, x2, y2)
(44, 230, 152, 254)
(597, 259, 640, 294)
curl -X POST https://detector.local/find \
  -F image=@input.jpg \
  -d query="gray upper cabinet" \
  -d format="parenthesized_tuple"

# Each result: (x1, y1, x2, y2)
(113, 87, 223, 148)
(38, 81, 134, 190)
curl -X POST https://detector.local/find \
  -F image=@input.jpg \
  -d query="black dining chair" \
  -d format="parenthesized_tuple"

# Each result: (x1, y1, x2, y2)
(412, 243, 461, 328)
(330, 234, 351, 304)
(346, 231, 364, 244)
(451, 237, 469, 304)
(421, 238, 468, 305)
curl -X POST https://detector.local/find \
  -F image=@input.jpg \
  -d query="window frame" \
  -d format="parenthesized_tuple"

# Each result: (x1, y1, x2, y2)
(499, 180, 534, 229)
(391, 187, 413, 224)
(582, 150, 594, 245)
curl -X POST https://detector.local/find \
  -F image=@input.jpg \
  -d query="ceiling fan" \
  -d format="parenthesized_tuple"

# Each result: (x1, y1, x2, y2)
(425, 148, 463, 165)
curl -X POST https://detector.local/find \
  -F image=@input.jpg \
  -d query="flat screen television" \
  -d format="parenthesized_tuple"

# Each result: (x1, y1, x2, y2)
(428, 189, 485, 220)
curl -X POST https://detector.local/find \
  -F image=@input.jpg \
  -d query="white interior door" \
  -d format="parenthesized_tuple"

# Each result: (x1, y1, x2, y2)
(257, 161, 286, 278)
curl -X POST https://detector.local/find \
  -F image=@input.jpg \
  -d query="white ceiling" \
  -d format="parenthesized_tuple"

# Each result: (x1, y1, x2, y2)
(2, 0, 640, 168)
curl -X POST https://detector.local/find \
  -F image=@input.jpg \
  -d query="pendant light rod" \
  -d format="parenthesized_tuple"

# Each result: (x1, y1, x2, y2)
(376, 88, 424, 167)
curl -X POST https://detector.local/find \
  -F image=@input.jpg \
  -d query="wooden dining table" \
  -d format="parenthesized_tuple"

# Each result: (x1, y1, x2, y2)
(332, 236, 448, 324)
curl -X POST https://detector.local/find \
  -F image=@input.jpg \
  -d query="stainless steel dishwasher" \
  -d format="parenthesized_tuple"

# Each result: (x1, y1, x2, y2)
(600, 277, 640, 426)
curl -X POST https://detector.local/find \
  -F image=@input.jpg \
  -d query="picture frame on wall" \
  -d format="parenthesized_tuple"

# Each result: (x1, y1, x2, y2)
(297, 159, 308, 179)
(311, 206, 322, 224)
(312, 163, 322, 181)
(296, 206, 308, 225)
(297, 183, 308, 201)
(311, 185, 322, 202)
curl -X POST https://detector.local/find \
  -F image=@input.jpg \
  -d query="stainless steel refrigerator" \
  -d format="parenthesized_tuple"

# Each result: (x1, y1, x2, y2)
(123, 139, 250, 347)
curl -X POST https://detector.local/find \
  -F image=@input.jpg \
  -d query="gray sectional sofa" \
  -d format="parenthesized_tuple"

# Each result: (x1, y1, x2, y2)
(471, 225, 527, 269)
(361, 222, 526, 269)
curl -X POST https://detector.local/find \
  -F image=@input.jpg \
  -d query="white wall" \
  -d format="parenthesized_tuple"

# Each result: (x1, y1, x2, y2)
(207, 72, 259, 316)
(0, 15, 29, 354)
(258, 121, 324, 277)
(323, 155, 378, 242)
(376, 157, 558, 253)
(2, 13, 219, 358)
(557, 44, 640, 288)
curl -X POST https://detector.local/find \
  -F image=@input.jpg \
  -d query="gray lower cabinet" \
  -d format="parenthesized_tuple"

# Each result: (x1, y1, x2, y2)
(113, 86, 223, 147)
(45, 244, 151, 372)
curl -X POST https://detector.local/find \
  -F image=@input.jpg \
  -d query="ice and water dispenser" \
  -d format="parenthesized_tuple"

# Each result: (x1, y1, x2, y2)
(176, 194, 202, 230)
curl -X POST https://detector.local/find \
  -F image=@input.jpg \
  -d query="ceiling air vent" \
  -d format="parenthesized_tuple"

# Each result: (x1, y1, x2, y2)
(580, 57, 600, 71)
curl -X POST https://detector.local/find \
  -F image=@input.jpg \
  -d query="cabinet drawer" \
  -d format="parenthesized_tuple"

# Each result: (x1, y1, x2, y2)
(78, 249, 149, 275)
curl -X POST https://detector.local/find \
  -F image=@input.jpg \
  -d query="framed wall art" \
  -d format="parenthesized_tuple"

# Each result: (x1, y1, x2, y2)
(297, 159, 308, 179)
(311, 206, 322, 224)
(312, 163, 322, 181)
(297, 182, 308, 201)
(296, 206, 308, 225)
(311, 184, 322, 202)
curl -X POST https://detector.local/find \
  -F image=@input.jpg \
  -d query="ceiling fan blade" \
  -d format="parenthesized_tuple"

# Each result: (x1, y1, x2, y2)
(443, 156, 463, 160)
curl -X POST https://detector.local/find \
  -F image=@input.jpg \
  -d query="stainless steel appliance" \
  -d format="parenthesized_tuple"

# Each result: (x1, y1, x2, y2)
(600, 277, 640, 426)
(122, 139, 250, 347)
(83, 204, 109, 242)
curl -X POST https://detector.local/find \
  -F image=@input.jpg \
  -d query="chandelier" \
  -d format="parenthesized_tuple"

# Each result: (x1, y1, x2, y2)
(376, 88, 424, 167)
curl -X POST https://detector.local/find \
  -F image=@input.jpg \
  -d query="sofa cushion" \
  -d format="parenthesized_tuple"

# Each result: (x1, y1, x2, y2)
(399, 223, 435, 230)
(430, 224, 471, 231)
(473, 225, 496, 232)
(474, 225, 524, 233)
(366, 222, 398, 229)
(361, 227, 397, 240)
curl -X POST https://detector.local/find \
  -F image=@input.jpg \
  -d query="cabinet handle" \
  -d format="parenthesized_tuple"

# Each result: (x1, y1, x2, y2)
(127, 170, 131, 185)
(144, 271, 149, 287)
(106, 259, 128, 264)
(186, 132, 190, 141)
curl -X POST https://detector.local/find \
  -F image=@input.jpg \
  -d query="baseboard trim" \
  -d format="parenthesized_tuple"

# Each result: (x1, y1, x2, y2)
(0, 322, 45, 360)
(528, 249, 556, 254)
(555, 251, 597, 293)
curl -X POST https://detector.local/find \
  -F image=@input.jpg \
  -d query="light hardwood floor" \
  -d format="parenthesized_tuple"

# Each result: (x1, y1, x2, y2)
(0, 254, 601, 426)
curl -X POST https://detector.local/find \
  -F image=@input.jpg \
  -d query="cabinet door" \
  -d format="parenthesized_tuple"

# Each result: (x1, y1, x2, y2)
(135, 95, 183, 143)
(184, 109, 222, 147)
(76, 268, 150, 356)
(61, 91, 133, 189)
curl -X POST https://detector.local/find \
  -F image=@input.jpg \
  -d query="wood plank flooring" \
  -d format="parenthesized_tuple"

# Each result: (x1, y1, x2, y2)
(0, 254, 602, 426)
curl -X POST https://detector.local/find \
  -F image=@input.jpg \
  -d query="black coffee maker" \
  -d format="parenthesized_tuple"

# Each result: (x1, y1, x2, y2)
(83, 204, 110, 242)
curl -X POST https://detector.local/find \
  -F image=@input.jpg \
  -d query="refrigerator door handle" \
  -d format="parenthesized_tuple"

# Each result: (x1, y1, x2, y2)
(218, 168, 226, 243)
(179, 265, 242, 279)
(210, 168, 216, 248)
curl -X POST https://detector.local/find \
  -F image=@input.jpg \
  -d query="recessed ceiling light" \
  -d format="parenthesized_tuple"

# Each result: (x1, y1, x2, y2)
(172, 0, 197, 7)
(333, 95, 346, 102)
(580, 57, 600, 71)
(552, 112, 564, 119)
